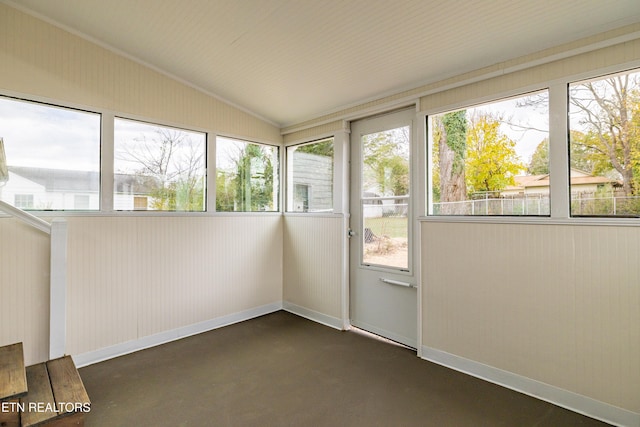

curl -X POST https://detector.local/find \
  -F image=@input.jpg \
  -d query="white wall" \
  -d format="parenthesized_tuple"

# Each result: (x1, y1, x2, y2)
(283, 214, 346, 329)
(422, 222, 640, 417)
(0, 218, 50, 364)
(66, 216, 282, 363)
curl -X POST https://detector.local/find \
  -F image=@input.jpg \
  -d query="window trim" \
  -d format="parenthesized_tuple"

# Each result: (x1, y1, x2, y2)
(425, 88, 551, 218)
(0, 94, 102, 212)
(567, 67, 640, 219)
(0, 91, 283, 218)
(215, 135, 281, 213)
(113, 116, 208, 213)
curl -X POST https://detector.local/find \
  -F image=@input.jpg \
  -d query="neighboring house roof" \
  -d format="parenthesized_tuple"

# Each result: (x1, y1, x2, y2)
(504, 168, 621, 192)
(8, 166, 100, 192)
(7, 166, 159, 194)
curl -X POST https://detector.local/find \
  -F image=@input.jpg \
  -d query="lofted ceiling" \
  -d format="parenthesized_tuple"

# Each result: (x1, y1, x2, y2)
(7, 0, 640, 127)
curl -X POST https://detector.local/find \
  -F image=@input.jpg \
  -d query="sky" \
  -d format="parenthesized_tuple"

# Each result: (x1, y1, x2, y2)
(114, 117, 206, 176)
(0, 96, 100, 171)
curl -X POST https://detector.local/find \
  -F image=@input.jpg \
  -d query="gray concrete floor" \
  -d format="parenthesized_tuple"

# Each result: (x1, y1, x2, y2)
(79, 311, 609, 426)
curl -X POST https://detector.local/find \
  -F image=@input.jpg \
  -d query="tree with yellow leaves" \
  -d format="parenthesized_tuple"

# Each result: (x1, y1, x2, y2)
(465, 112, 524, 196)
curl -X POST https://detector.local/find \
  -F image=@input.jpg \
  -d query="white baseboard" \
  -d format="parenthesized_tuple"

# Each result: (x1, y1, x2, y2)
(283, 302, 344, 331)
(73, 302, 282, 368)
(422, 346, 639, 427)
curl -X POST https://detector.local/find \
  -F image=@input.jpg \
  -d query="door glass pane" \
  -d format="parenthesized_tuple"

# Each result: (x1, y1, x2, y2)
(361, 126, 410, 269)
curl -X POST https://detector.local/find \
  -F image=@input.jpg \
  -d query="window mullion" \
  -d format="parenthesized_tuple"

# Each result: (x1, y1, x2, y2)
(101, 112, 115, 213)
(548, 83, 570, 219)
(207, 133, 217, 213)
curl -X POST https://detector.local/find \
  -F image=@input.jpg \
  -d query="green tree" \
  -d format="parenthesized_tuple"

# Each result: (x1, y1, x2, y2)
(217, 143, 276, 211)
(437, 111, 467, 206)
(465, 112, 524, 195)
(215, 171, 236, 211)
(528, 138, 549, 175)
(362, 128, 409, 197)
(569, 130, 613, 176)
(296, 139, 334, 157)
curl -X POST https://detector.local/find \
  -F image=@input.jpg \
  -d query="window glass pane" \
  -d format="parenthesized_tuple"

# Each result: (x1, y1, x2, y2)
(428, 91, 549, 215)
(114, 118, 206, 212)
(362, 126, 410, 269)
(0, 96, 100, 210)
(216, 136, 279, 212)
(287, 138, 333, 212)
(569, 70, 640, 217)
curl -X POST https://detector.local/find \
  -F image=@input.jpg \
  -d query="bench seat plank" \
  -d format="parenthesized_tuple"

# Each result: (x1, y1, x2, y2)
(0, 343, 27, 400)
(20, 363, 58, 427)
(46, 357, 90, 416)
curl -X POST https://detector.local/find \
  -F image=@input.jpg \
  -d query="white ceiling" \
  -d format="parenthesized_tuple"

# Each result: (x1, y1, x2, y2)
(8, 0, 640, 127)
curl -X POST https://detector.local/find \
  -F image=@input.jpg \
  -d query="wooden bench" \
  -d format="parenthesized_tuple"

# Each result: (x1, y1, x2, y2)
(0, 343, 90, 427)
(21, 356, 90, 427)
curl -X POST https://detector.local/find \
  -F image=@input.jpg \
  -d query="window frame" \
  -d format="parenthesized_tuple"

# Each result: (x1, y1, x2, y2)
(215, 135, 281, 213)
(113, 116, 208, 213)
(0, 92, 284, 218)
(0, 95, 102, 212)
(425, 89, 551, 218)
(567, 68, 640, 219)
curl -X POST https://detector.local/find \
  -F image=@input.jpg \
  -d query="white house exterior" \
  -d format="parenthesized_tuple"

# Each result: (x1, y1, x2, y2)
(1, 167, 158, 210)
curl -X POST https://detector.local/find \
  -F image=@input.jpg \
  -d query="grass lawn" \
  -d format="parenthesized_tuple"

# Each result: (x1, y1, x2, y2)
(363, 216, 407, 238)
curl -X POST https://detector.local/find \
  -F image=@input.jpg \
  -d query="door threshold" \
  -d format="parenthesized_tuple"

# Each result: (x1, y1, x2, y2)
(349, 326, 416, 351)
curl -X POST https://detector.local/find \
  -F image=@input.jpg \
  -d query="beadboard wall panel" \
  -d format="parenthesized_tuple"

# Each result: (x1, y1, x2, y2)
(282, 26, 640, 141)
(65, 216, 283, 356)
(0, 3, 280, 143)
(422, 222, 640, 413)
(283, 215, 344, 322)
(0, 218, 50, 365)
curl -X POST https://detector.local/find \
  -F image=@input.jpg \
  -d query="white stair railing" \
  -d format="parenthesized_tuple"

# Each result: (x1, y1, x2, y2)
(0, 200, 51, 234)
(0, 200, 67, 360)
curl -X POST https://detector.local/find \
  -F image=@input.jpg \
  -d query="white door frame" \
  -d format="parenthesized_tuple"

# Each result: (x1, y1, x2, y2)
(346, 105, 422, 349)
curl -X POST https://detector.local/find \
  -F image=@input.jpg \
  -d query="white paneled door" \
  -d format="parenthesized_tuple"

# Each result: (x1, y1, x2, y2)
(349, 108, 417, 348)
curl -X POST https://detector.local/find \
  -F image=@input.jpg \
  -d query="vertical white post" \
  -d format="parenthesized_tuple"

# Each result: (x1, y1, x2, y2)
(286, 146, 295, 212)
(334, 122, 351, 330)
(333, 122, 351, 215)
(207, 133, 218, 212)
(101, 113, 115, 213)
(414, 107, 425, 358)
(50, 218, 67, 359)
(549, 83, 570, 218)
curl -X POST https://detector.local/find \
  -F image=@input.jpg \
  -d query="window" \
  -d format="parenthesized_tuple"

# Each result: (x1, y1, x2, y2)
(427, 91, 549, 215)
(216, 136, 279, 212)
(0, 96, 100, 210)
(73, 195, 90, 210)
(293, 184, 310, 212)
(286, 138, 334, 212)
(14, 194, 34, 209)
(114, 118, 206, 212)
(568, 69, 640, 217)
